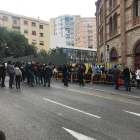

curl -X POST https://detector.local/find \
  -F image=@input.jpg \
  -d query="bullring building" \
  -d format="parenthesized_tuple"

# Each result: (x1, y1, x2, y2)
(95, 0, 140, 70)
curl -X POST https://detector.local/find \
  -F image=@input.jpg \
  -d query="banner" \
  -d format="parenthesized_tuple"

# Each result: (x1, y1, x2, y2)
(107, 62, 123, 71)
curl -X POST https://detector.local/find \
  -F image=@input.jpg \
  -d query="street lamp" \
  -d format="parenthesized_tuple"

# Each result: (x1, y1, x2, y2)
(0, 17, 4, 27)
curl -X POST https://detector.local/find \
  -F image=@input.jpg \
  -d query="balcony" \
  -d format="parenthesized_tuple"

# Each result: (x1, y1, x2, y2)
(12, 24, 20, 28)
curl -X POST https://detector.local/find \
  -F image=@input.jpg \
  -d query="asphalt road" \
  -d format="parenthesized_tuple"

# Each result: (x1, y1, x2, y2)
(0, 78, 140, 140)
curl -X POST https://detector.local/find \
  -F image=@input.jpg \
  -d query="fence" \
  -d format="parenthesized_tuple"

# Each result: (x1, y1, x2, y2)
(53, 71, 138, 86)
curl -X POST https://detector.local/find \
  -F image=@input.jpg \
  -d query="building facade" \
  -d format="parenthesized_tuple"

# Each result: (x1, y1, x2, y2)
(95, 0, 140, 70)
(75, 17, 97, 50)
(50, 15, 80, 46)
(59, 46, 97, 63)
(0, 10, 50, 51)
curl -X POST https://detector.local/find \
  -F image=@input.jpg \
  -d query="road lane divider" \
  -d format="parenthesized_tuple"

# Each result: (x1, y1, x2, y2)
(70, 85, 140, 99)
(63, 127, 96, 140)
(123, 110, 140, 117)
(43, 98, 101, 119)
(52, 86, 140, 106)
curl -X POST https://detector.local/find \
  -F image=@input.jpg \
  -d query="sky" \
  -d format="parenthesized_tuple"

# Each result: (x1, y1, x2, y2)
(0, 0, 96, 21)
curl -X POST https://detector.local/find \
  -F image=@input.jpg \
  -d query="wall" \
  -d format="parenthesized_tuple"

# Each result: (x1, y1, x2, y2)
(50, 18, 54, 35)
(4, 53, 67, 67)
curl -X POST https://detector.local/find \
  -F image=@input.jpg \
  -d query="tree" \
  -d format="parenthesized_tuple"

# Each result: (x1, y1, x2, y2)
(37, 49, 48, 57)
(48, 47, 63, 55)
(0, 26, 9, 61)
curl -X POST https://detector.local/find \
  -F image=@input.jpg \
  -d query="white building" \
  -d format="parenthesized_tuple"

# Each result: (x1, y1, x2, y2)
(50, 15, 81, 47)
(50, 35, 66, 49)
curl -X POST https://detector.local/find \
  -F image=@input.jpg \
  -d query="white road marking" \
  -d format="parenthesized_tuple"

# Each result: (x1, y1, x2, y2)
(43, 98, 101, 118)
(62, 127, 96, 140)
(123, 110, 140, 117)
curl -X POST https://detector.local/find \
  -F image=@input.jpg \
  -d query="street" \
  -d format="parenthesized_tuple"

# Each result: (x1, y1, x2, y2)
(0, 78, 140, 140)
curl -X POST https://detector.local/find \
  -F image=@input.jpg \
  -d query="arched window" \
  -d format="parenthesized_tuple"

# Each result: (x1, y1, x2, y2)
(135, 0, 139, 17)
(110, 49, 117, 62)
(114, 13, 117, 34)
(109, 17, 113, 37)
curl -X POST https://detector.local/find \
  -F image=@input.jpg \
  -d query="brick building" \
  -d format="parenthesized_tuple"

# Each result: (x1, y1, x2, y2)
(95, 0, 140, 70)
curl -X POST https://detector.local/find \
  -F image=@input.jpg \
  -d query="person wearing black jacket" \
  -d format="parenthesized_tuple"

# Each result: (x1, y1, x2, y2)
(44, 63, 53, 87)
(78, 65, 85, 86)
(0, 62, 6, 87)
(113, 65, 120, 89)
(123, 65, 131, 91)
(62, 64, 68, 87)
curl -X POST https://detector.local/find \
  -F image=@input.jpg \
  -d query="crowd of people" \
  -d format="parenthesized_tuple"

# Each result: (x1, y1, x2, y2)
(0, 60, 140, 91)
(0, 60, 87, 90)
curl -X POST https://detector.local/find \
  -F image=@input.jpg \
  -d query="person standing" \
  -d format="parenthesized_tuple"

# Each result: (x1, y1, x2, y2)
(14, 61, 22, 90)
(78, 65, 85, 86)
(123, 65, 131, 91)
(62, 64, 68, 87)
(113, 65, 120, 89)
(7, 61, 15, 88)
(135, 67, 140, 90)
(44, 63, 53, 87)
(29, 61, 35, 87)
(0, 62, 6, 87)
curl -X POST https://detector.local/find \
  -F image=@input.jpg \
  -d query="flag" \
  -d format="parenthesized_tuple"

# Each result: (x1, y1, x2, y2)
(92, 57, 95, 67)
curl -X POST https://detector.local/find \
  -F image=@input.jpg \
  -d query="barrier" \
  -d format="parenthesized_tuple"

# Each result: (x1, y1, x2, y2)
(53, 71, 138, 86)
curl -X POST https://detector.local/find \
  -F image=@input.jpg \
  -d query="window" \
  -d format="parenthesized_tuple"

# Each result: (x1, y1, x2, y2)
(109, 17, 113, 37)
(83, 22, 86, 25)
(32, 22, 36, 27)
(94, 42, 97, 44)
(135, 0, 139, 17)
(114, 13, 117, 33)
(110, 0, 112, 6)
(83, 32, 86, 34)
(83, 27, 86, 29)
(32, 39, 36, 44)
(94, 32, 96, 34)
(24, 20, 28, 25)
(94, 22, 96, 24)
(78, 38, 80, 40)
(32, 31, 36, 35)
(13, 20, 17, 24)
(94, 47, 97, 49)
(40, 33, 43, 37)
(24, 30, 28, 34)
(94, 27, 96, 29)
(94, 37, 97, 39)
(40, 25, 43, 29)
(83, 37, 86, 39)
(84, 42, 86, 44)
(40, 41, 44, 45)
(3, 16, 8, 21)
(88, 46, 93, 49)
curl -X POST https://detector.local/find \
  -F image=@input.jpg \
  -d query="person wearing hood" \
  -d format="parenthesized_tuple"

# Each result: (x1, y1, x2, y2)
(0, 62, 6, 87)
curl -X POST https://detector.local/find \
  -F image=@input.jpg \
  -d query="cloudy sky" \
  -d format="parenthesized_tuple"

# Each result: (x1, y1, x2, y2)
(0, 0, 96, 21)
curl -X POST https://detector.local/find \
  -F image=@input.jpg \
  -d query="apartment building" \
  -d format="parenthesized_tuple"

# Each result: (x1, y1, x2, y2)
(50, 15, 80, 46)
(0, 10, 50, 51)
(75, 17, 97, 50)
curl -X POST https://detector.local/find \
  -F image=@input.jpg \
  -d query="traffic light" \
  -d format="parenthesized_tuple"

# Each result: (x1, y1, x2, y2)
(106, 45, 109, 52)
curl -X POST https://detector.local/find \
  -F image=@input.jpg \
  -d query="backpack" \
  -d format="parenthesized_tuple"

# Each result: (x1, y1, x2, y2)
(15, 68, 22, 76)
